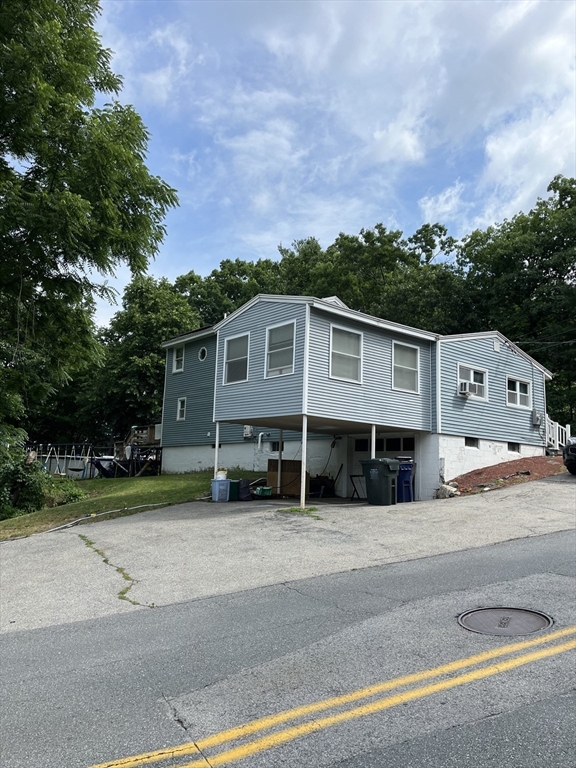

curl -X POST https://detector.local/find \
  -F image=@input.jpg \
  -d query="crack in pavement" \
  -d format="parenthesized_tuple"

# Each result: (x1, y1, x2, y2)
(281, 582, 351, 614)
(161, 695, 215, 767)
(78, 534, 155, 608)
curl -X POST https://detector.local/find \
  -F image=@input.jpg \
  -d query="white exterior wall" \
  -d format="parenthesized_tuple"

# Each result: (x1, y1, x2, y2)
(440, 434, 545, 482)
(162, 438, 341, 479)
(415, 433, 441, 501)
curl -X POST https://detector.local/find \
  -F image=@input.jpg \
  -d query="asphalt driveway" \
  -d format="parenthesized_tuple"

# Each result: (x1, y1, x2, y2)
(1, 474, 574, 633)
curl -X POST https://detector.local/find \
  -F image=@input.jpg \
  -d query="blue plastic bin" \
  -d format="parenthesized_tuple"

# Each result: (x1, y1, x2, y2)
(211, 479, 230, 502)
(396, 461, 414, 503)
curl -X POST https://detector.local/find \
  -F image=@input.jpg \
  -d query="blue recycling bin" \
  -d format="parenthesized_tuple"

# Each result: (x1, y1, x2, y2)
(396, 458, 414, 503)
(211, 479, 230, 502)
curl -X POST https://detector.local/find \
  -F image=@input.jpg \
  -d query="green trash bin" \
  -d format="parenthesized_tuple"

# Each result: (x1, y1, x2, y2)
(229, 480, 240, 501)
(360, 458, 399, 506)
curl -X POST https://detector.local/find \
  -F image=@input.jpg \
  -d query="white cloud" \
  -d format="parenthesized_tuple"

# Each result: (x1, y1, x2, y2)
(419, 181, 467, 225)
(92, 0, 575, 322)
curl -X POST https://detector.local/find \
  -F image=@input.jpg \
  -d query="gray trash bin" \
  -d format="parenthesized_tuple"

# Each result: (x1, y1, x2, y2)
(360, 458, 399, 505)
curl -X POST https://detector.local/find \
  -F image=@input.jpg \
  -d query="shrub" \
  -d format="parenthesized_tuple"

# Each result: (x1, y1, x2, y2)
(0, 452, 86, 521)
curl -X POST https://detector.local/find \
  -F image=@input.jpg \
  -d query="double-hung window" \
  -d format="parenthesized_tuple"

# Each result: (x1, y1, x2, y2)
(176, 397, 186, 421)
(330, 326, 362, 382)
(224, 334, 249, 384)
(173, 346, 184, 373)
(393, 342, 419, 393)
(507, 378, 531, 408)
(458, 364, 487, 400)
(266, 322, 295, 378)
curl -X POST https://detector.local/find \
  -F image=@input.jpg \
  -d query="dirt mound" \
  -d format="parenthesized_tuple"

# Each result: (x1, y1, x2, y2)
(451, 455, 567, 495)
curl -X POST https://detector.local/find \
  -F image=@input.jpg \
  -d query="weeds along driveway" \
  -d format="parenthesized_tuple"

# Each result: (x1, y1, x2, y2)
(1, 474, 574, 634)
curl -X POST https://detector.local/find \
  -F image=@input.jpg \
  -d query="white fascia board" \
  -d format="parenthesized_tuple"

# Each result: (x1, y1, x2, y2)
(311, 300, 438, 341)
(210, 293, 437, 342)
(440, 331, 552, 380)
(213, 294, 315, 332)
(162, 327, 216, 349)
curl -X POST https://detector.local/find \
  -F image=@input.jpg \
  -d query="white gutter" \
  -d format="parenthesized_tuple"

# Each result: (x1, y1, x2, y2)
(302, 303, 311, 415)
(162, 327, 215, 349)
(436, 339, 442, 434)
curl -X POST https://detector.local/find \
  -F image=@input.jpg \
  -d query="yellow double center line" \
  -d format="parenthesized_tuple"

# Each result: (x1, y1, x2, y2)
(90, 624, 576, 768)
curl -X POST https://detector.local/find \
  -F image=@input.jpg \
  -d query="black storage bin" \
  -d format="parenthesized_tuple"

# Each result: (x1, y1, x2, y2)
(360, 459, 400, 506)
(238, 479, 252, 501)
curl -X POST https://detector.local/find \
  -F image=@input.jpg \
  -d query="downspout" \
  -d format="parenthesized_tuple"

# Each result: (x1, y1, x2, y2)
(277, 429, 283, 495)
(213, 422, 220, 479)
(300, 305, 311, 509)
(436, 339, 442, 435)
(436, 338, 443, 488)
(300, 415, 308, 510)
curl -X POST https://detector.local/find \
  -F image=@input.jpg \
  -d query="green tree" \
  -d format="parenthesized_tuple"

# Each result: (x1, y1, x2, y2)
(175, 258, 284, 326)
(458, 176, 576, 427)
(90, 276, 199, 440)
(0, 0, 178, 431)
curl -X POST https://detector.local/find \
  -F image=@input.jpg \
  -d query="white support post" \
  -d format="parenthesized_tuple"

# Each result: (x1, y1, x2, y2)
(277, 429, 283, 495)
(371, 424, 376, 459)
(300, 415, 308, 509)
(213, 422, 220, 479)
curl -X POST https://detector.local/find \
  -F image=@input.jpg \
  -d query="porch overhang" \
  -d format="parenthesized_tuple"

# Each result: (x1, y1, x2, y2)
(217, 414, 421, 436)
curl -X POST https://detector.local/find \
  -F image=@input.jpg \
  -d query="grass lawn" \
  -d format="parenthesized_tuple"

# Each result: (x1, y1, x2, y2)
(0, 470, 265, 541)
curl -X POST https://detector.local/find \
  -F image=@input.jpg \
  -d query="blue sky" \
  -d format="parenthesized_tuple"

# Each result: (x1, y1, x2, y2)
(95, 0, 575, 324)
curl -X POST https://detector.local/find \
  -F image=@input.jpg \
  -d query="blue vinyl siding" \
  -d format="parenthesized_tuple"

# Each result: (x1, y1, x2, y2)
(439, 337, 546, 445)
(214, 301, 306, 421)
(306, 309, 433, 431)
(162, 334, 305, 446)
(162, 336, 245, 446)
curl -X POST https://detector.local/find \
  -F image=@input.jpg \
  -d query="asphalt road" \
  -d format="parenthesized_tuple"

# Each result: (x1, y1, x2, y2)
(1, 529, 575, 768)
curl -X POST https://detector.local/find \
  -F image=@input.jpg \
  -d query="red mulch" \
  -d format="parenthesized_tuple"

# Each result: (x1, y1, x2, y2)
(451, 455, 567, 495)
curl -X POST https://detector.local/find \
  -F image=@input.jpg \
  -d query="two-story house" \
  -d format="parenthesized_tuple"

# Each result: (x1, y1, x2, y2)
(160, 295, 569, 503)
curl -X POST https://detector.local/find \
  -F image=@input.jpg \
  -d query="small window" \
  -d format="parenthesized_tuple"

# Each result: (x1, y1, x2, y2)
(386, 437, 402, 452)
(507, 378, 531, 409)
(403, 436, 415, 452)
(393, 343, 419, 393)
(331, 326, 362, 382)
(173, 346, 184, 373)
(266, 322, 295, 378)
(508, 442, 520, 453)
(465, 436, 479, 448)
(458, 364, 487, 399)
(176, 397, 186, 421)
(270, 441, 285, 452)
(198, 347, 207, 361)
(354, 438, 385, 452)
(224, 334, 249, 384)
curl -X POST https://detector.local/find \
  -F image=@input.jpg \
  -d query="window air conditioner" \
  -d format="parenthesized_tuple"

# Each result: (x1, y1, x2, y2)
(459, 382, 471, 396)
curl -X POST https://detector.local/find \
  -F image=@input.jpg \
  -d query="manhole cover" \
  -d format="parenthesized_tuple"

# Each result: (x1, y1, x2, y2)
(458, 607, 553, 636)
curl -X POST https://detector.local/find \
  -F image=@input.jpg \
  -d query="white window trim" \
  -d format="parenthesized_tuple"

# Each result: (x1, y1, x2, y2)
(223, 332, 250, 385)
(392, 341, 420, 394)
(329, 324, 363, 384)
(172, 346, 184, 373)
(264, 319, 296, 379)
(457, 362, 489, 402)
(506, 376, 532, 410)
(176, 397, 186, 421)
